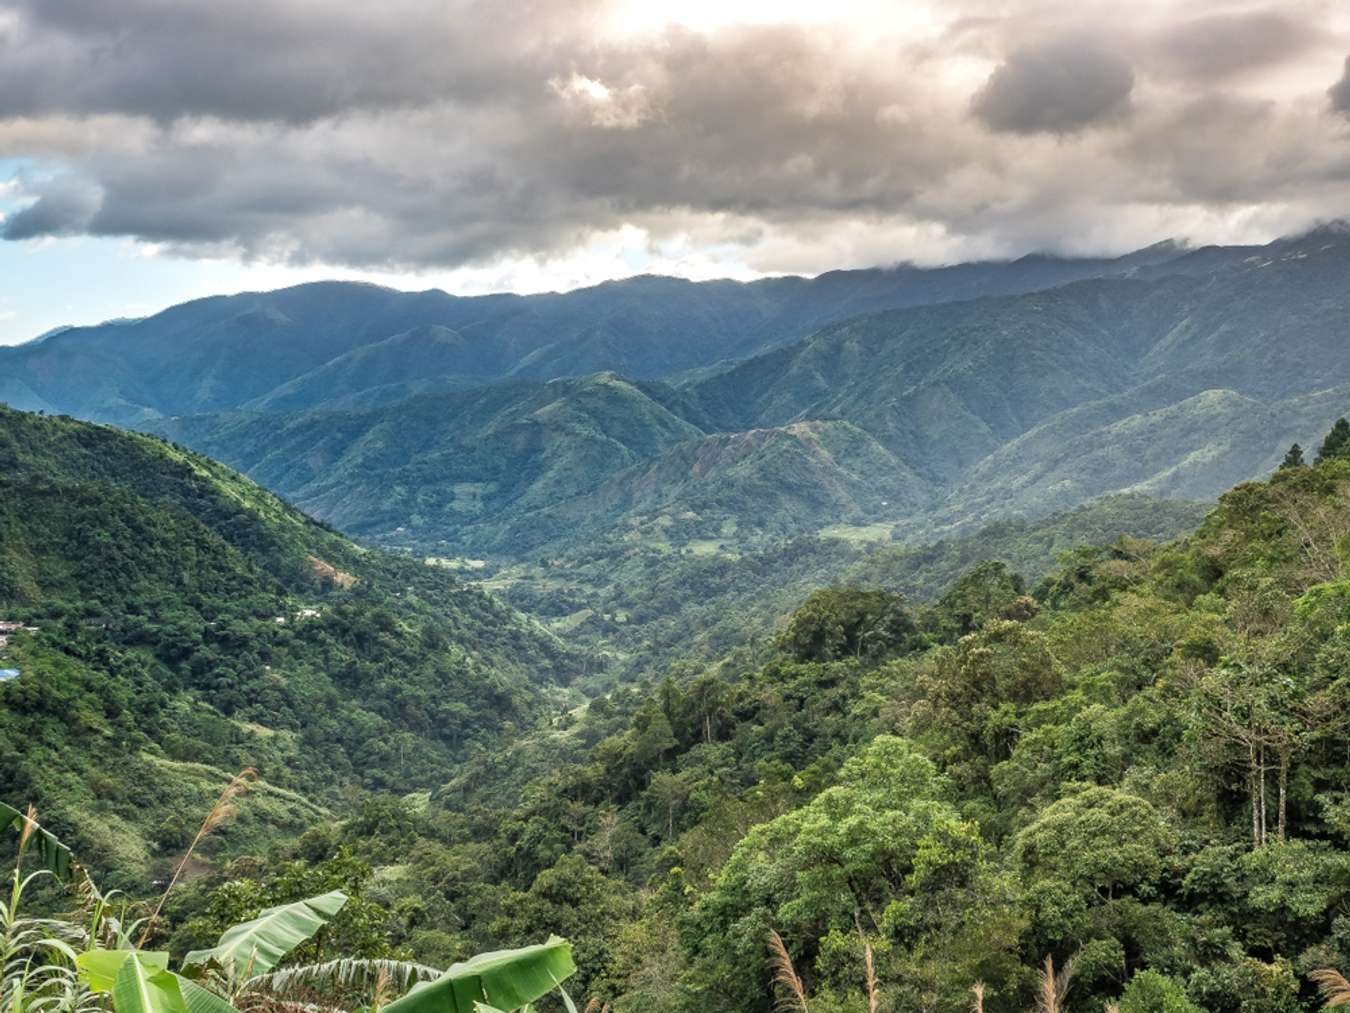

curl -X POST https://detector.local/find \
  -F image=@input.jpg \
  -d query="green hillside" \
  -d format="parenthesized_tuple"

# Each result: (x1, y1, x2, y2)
(78, 442, 1347, 1013)
(145, 374, 713, 547)
(692, 230, 1350, 486)
(247, 324, 496, 412)
(0, 405, 575, 887)
(145, 378, 941, 554)
(937, 382, 1350, 531)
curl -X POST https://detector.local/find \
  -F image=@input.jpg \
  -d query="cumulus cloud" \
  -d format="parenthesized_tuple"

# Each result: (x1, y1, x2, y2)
(0, 0, 1348, 274)
(971, 36, 1134, 134)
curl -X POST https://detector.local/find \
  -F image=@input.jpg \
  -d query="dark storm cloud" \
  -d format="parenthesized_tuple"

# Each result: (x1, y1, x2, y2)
(971, 36, 1135, 134)
(2, 13, 962, 266)
(1, 174, 101, 239)
(1332, 56, 1350, 118)
(0, 0, 581, 123)
(0, 0, 1348, 271)
(1155, 10, 1323, 80)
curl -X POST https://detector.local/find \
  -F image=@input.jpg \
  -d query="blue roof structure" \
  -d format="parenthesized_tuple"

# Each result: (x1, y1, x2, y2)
(0, 669, 19, 681)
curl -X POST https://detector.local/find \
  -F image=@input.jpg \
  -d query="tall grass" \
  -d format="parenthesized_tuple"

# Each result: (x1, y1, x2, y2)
(139, 768, 256, 946)
(0, 808, 93, 1013)
(1312, 969, 1350, 1008)
(767, 930, 809, 1013)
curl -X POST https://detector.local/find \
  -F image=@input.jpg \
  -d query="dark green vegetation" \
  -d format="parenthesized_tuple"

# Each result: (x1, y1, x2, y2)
(2, 807, 582, 1013)
(485, 493, 1208, 678)
(0, 405, 575, 888)
(12, 404, 1350, 1010)
(10, 229, 1350, 1011)
(52, 445, 1342, 1013)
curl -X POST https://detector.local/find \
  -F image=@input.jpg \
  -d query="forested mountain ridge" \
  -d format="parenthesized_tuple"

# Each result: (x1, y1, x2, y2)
(0, 405, 576, 887)
(690, 227, 1350, 485)
(0, 244, 1188, 423)
(123, 228, 1350, 561)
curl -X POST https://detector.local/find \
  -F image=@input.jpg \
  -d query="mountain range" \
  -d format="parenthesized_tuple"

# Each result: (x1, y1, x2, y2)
(0, 241, 1185, 422)
(5, 227, 1350, 563)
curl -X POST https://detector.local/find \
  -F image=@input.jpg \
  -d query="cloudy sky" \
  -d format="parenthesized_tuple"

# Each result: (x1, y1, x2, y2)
(1, 0, 1349, 343)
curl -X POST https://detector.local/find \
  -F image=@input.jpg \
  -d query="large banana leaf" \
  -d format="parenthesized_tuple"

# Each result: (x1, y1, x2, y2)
(247, 957, 441, 996)
(182, 890, 348, 979)
(381, 938, 575, 1013)
(111, 950, 187, 1013)
(1, 802, 74, 879)
(78, 949, 244, 1013)
(77, 950, 170, 993)
(177, 975, 245, 1013)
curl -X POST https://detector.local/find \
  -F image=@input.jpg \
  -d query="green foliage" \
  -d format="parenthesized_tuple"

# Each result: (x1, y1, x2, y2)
(182, 890, 347, 978)
(1317, 418, 1350, 463)
(775, 588, 916, 662)
(1118, 969, 1200, 1012)
(681, 737, 1019, 1012)
(0, 804, 72, 881)
(491, 493, 1205, 680)
(17, 384, 1350, 1013)
(0, 406, 576, 884)
(382, 937, 575, 1013)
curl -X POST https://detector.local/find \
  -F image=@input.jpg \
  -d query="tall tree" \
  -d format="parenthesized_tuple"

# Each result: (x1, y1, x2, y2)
(1315, 418, 1350, 463)
(1279, 443, 1304, 469)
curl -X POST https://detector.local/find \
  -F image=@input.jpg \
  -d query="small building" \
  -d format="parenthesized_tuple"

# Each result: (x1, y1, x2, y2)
(0, 669, 20, 682)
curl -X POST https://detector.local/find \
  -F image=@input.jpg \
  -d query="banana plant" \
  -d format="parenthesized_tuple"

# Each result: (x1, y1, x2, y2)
(76, 891, 351, 1013)
(2, 805, 95, 1013)
(379, 938, 577, 1013)
(0, 804, 73, 882)
(78, 933, 577, 1013)
(7, 803, 580, 1013)
(183, 889, 349, 992)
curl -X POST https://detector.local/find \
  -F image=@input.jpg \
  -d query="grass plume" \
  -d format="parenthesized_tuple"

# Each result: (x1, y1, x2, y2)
(139, 768, 257, 946)
(768, 929, 809, 1013)
(1312, 969, 1350, 1008)
(1034, 954, 1074, 1013)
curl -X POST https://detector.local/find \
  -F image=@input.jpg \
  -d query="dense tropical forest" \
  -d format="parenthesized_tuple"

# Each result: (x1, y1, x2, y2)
(8, 0, 1350, 1007)
(0, 405, 578, 886)
(7, 401, 1350, 1011)
(9, 228, 1350, 1013)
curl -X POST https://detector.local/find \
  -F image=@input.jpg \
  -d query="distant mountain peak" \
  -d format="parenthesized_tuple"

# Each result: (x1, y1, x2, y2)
(24, 324, 73, 345)
(1279, 219, 1350, 248)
